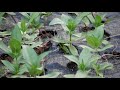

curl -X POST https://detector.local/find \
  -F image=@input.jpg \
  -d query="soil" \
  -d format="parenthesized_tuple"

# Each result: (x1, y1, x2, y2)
(0, 12, 120, 78)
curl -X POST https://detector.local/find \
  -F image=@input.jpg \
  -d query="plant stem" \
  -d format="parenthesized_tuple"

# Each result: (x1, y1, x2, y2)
(83, 22, 87, 27)
(70, 33, 72, 46)
(86, 16, 92, 24)
(105, 34, 120, 39)
(91, 12, 95, 20)
(11, 15, 17, 24)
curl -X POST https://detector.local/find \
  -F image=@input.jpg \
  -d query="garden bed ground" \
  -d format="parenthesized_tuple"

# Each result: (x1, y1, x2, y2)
(0, 12, 120, 78)
(45, 12, 120, 78)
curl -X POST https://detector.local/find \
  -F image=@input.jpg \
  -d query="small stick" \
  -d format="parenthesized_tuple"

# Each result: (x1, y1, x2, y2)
(112, 40, 118, 53)
(105, 34, 120, 39)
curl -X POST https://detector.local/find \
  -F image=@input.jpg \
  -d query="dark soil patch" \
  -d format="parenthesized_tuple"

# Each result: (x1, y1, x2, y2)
(67, 62, 78, 71)
(0, 53, 13, 63)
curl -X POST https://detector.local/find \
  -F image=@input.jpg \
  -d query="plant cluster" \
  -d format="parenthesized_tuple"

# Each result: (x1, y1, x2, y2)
(50, 12, 113, 78)
(0, 12, 114, 78)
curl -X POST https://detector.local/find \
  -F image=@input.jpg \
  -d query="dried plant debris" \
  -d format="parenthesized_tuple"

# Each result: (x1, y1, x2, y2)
(38, 29, 57, 39)
(34, 41, 52, 55)
(0, 53, 13, 63)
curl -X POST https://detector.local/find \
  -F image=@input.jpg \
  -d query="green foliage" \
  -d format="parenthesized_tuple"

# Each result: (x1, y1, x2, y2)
(86, 35, 102, 49)
(0, 40, 12, 56)
(64, 70, 90, 78)
(36, 72, 60, 78)
(1, 55, 25, 75)
(22, 45, 50, 77)
(9, 38, 22, 58)
(20, 19, 28, 33)
(64, 47, 113, 77)
(11, 25, 22, 42)
(86, 25, 104, 49)
(66, 44, 78, 56)
(64, 48, 100, 71)
(50, 14, 80, 52)
(20, 12, 43, 29)
(0, 12, 5, 23)
(79, 25, 113, 52)
(0, 12, 114, 78)
(93, 62, 113, 77)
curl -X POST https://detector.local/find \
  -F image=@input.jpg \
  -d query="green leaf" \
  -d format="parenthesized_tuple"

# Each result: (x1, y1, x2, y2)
(38, 51, 50, 63)
(100, 62, 113, 70)
(59, 44, 70, 54)
(36, 72, 60, 78)
(86, 35, 102, 49)
(82, 17, 90, 26)
(28, 12, 40, 26)
(0, 40, 12, 55)
(18, 64, 28, 75)
(94, 15, 102, 27)
(21, 19, 27, 33)
(102, 40, 109, 45)
(79, 48, 92, 65)
(52, 37, 66, 43)
(1, 60, 15, 72)
(0, 31, 11, 36)
(22, 45, 38, 65)
(87, 25, 104, 40)
(6, 12, 16, 15)
(98, 72, 104, 78)
(61, 24, 69, 32)
(79, 45, 95, 52)
(90, 54, 101, 64)
(67, 19, 77, 31)
(98, 44, 113, 52)
(19, 12, 30, 20)
(86, 25, 105, 49)
(61, 14, 71, 25)
(75, 70, 90, 78)
(64, 70, 90, 78)
(67, 44, 78, 56)
(63, 74, 75, 78)
(95, 25, 104, 40)
(11, 75, 28, 78)
(25, 63, 43, 76)
(87, 14, 95, 24)
(64, 55, 79, 65)
(11, 25, 22, 42)
(0, 12, 5, 23)
(73, 33, 82, 38)
(49, 18, 65, 25)
(9, 38, 21, 57)
(75, 12, 91, 24)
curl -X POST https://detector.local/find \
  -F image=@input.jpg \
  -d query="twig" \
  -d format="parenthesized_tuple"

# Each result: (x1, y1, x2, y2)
(102, 54, 119, 57)
(112, 40, 118, 53)
(41, 59, 46, 75)
(10, 15, 17, 24)
(91, 12, 95, 20)
(105, 34, 120, 39)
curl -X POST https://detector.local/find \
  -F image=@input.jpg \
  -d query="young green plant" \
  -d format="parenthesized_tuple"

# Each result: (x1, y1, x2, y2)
(93, 62, 113, 77)
(0, 25, 24, 75)
(22, 45, 50, 77)
(79, 25, 113, 53)
(64, 48, 100, 72)
(49, 14, 81, 46)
